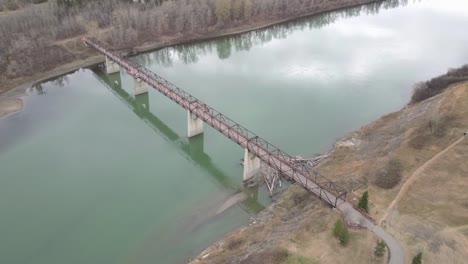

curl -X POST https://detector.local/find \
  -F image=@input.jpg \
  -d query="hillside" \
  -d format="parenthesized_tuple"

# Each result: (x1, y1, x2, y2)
(191, 82, 468, 264)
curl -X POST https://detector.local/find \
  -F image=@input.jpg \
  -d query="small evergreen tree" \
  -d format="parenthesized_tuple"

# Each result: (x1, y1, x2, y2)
(412, 252, 423, 264)
(333, 219, 343, 237)
(333, 219, 350, 246)
(339, 225, 350, 245)
(358, 191, 369, 212)
(374, 240, 386, 258)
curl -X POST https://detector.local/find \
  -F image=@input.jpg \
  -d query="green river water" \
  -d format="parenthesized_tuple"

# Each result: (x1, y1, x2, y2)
(1, 0, 468, 263)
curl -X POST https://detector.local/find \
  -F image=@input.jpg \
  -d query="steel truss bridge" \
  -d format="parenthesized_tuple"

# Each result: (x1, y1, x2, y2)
(83, 37, 348, 208)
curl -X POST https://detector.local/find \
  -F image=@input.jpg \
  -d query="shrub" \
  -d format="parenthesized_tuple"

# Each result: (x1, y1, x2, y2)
(226, 237, 244, 250)
(428, 115, 455, 138)
(374, 240, 386, 258)
(411, 82, 429, 103)
(410, 65, 468, 104)
(409, 132, 430, 150)
(412, 252, 423, 264)
(358, 191, 369, 212)
(280, 188, 310, 209)
(374, 159, 403, 189)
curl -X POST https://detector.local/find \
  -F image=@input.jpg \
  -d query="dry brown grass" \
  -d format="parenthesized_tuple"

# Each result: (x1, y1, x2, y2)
(283, 213, 384, 264)
(409, 115, 457, 149)
(192, 185, 382, 264)
(387, 138, 468, 263)
(192, 82, 468, 264)
(378, 82, 468, 263)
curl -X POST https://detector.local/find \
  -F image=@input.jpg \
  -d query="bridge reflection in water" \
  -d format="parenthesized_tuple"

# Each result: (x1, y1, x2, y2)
(91, 67, 265, 214)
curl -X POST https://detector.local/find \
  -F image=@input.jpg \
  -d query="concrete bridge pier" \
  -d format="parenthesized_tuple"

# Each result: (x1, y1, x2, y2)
(243, 148, 261, 182)
(105, 57, 120, 74)
(134, 78, 149, 95)
(188, 134, 204, 155)
(187, 110, 203, 137)
(135, 93, 150, 113)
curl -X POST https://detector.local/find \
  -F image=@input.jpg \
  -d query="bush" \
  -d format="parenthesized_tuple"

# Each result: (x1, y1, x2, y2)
(410, 65, 468, 104)
(374, 240, 386, 258)
(428, 115, 455, 138)
(409, 132, 430, 150)
(374, 159, 403, 189)
(226, 237, 244, 250)
(280, 188, 310, 209)
(333, 219, 350, 246)
(412, 252, 423, 264)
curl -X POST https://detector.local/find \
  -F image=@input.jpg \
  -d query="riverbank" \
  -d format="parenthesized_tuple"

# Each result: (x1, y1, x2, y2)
(2, 1, 468, 262)
(190, 81, 468, 263)
(0, 98, 23, 118)
(0, 0, 382, 98)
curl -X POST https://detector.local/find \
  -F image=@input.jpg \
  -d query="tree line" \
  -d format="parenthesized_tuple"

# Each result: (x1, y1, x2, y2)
(0, 0, 407, 84)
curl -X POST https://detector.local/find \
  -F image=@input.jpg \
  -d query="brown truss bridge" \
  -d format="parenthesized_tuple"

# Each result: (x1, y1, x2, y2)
(82, 37, 347, 208)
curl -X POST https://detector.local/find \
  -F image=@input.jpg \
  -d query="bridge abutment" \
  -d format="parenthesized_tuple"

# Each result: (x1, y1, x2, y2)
(243, 148, 261, 182)
(105, 56, 120, 74)
(187, 110, 204, 137)
(134, 78, 149, 95)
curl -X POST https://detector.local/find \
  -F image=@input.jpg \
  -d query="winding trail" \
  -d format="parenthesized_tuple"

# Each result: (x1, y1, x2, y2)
(380, 135, 465, 225)
(372, 135, 466, 264)
(339, 203, 404, 264)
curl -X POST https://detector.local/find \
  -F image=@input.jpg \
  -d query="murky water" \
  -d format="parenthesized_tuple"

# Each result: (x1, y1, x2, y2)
(1, 0, 468, 263)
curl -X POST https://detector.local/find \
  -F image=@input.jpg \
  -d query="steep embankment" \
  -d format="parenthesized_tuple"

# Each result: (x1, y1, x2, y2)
(191, 82, 468, 264)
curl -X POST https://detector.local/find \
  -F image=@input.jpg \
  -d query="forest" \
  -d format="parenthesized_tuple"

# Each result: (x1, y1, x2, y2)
(0, 0, 404, 90)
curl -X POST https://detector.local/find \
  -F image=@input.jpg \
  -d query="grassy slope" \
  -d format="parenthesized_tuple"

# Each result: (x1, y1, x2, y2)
(191, 82, 468, 264)
(386, 83, 468, 263)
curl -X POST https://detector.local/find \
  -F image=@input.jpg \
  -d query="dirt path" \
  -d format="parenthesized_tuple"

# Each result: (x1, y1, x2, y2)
(380, 135, 466, 225)
(339, 202, 404, 264)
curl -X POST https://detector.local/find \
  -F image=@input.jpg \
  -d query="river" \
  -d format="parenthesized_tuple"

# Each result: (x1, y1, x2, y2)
(1, 0, 468, 263)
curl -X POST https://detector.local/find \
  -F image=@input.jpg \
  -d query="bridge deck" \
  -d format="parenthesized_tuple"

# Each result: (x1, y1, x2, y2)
(82, 37, 347, 208)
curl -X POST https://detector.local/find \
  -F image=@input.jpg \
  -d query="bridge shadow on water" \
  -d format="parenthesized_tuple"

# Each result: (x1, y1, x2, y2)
(91, 67, 264, 215)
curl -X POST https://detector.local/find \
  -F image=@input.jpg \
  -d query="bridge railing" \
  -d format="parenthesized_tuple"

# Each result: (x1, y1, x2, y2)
(82, 37, 347, 207)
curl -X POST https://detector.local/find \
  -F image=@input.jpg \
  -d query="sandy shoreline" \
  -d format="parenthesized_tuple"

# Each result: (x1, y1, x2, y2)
(0, 98, 23, 118)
